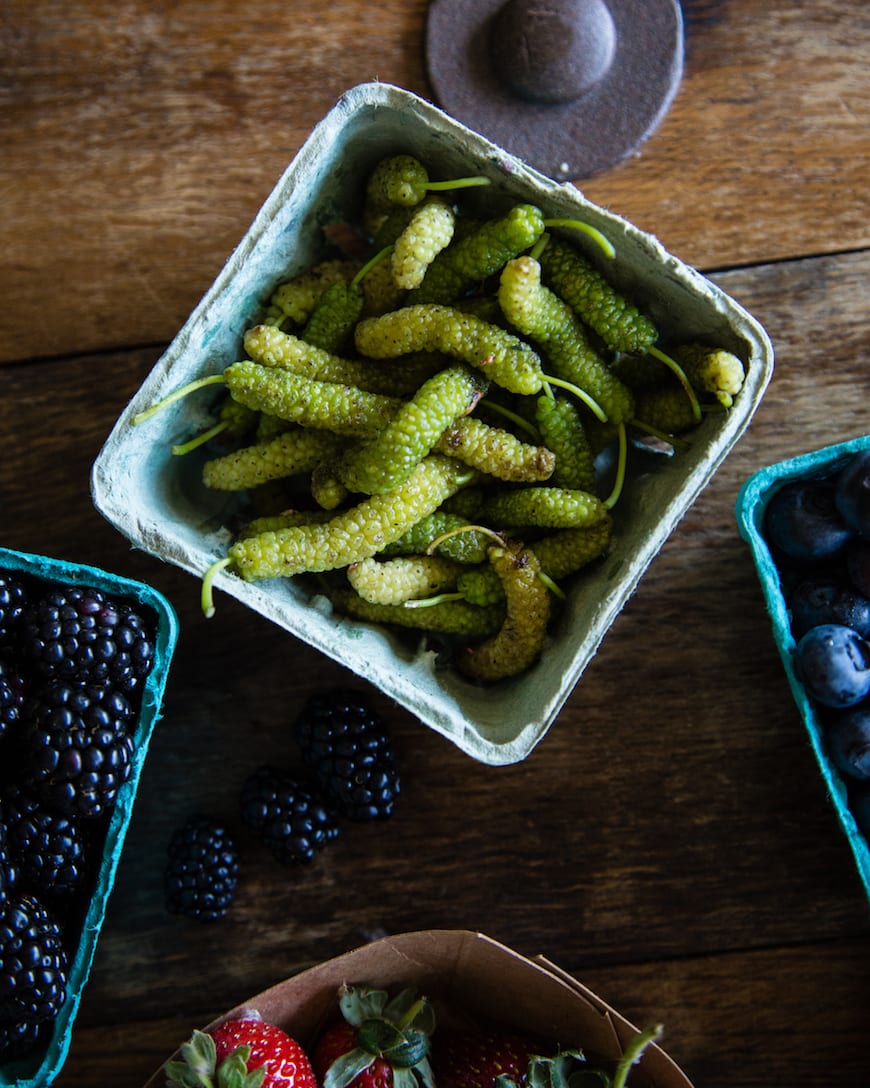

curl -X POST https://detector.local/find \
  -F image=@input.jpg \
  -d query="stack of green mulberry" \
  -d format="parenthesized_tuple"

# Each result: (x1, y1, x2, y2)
(133, 153, 746, 682)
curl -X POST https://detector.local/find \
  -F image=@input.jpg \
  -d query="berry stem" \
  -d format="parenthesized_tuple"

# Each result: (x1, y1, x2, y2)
(544, 218, 616, 260)
(172, 419, 230, 455)
(612, 1024, 663, 1088)
(132, 373, 225, 425)
(201, 556, 233, 617)
(603, 422, 628, 509)
(648, 346, 702, 423)
(542, 374, 607, 423)
(425, 175, 491, 192)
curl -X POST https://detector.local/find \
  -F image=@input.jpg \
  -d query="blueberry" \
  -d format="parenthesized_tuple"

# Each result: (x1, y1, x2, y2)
(794, 623, 870, 708)
(789, 578, 870, 639)
(835, 451, 870, 538)
(847, 537, 870, 597)
(827, 707, 870, 781)
(764, 479, 854, 562)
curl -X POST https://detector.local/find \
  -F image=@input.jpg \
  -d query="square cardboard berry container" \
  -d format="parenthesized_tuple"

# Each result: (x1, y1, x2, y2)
(142, 929, 694, 1088)
(735, 434, 870, 900)
(0, 546, 179, 1088)
(91, 81, 773, 766)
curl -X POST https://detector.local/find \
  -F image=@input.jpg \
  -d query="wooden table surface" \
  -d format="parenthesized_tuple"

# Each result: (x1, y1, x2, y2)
(2, 1, 869, 1084)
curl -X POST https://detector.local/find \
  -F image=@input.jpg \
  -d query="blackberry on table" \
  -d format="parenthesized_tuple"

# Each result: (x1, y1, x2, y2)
(164, 815, 239, 922)
(20, 585, 154, 694)
(0, 894, 68, 1061)
(293, 689, 400, 821)
(20, 682, 136, 819)
(240, 765, 339, 864)
(1, 785, 87, 901)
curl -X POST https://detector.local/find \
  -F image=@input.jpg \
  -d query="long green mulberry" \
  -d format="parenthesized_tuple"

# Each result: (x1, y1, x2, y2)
(223, 455, 474, 581)
(224, 361, 403, 437)
(458, 540, 551, 682)
(354, 304, 544, 395)
(339, 365, 484, 495)
(347, 555, 462, 606)
(480, 485, 608, 529)
(202, 429, 346, 491)
(538, 235, 658, 353)
(392, 197, 456, 290)
(498, 255, 634, 424)
(411, 204, 545, 305)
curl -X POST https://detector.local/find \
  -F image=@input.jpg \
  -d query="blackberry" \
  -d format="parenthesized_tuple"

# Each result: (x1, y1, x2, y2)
(0, 658, 26, 743)
(20, 585, 154, 694)
(0, 572, 28, 650)
(164, 816, 239, 922)
(240, 765, 339, 864)
(0, 824, 16, 907)
(1, 785, 87, 900)
(293, 689, 400, 821)
(20, 682, 136, 819)
(0, 895, 68, 1057)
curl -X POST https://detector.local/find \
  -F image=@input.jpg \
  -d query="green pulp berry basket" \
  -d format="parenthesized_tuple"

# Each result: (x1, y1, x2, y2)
(0, 547, 179, 1087)
(735, 434, 870, 901)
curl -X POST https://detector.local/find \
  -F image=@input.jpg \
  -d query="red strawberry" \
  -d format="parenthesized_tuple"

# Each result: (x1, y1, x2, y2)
(430, 1027, 537, 1088)
(313, 985, 435, 1088)
(165, 1015, 316, 1088)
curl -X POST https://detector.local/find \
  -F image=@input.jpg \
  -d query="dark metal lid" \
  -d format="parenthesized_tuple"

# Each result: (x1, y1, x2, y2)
(425, 0, 684, 180)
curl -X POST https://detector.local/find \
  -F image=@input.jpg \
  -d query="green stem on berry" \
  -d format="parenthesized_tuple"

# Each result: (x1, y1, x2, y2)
(542, 374, 607, 423)
(132, 373, 225, 426)
(543, 218, 616, 260)
(172, 419, 230, 455)
(425, 175, 491, 192)
(353, 244, 395, 287)
(612, 1024, 663, 1088)
(201, 556, 233, 617)
(603, 422, 628, 509)
(648, 346, 702, 423)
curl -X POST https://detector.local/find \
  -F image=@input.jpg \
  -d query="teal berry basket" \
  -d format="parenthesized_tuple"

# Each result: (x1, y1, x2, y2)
(0, 547, 179, 1087)
(735, 434, 870, 901)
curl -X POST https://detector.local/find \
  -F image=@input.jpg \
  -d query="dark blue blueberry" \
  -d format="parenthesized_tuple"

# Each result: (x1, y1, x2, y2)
(764, 479, 854, 562)
(847, 537, 870, 597)
(794, 623, 870, 708)
(789, 578, 870, 639)
(835, 451, 870, 538)
(827, 707, 870, 781)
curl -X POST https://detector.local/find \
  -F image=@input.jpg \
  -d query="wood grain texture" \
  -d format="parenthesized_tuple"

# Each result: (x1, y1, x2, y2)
(0, 0, 867, 362)
(1, 250, 868, 1086)
(1, 1, 870, 1084)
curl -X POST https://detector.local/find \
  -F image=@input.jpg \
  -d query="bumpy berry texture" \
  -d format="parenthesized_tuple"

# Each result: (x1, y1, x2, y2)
(165, 1016, 317, 1088)
(430, 1026, 535, 1088)
(164, 816, 239, 922)
(0, 894, 68, 1061)
(0, 573, 28, 649)
(0, 565, 157, 1064)
(19, 681, 135, 819)
(20, 585, 154, 695)
(293, 690, 400, 821)
(240, 766, 339, 864)
(0, 784, 87, 901)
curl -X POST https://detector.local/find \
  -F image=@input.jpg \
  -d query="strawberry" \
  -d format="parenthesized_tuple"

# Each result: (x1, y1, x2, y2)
(313, 985, 436, 1088)
(165, 1015, 317, 1088)
(429, 1026, 538, 1088)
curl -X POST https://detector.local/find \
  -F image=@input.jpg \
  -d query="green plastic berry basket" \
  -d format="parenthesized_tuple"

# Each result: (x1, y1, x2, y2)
(91, 81, 773, 766)
(0, 546, 179, 1088)
(735, 434, 870, 902)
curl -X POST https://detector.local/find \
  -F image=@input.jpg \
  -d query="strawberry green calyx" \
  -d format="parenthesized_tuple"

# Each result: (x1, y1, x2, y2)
(164, 1028, 266, 1088)
(323, 985, 436, 1088)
